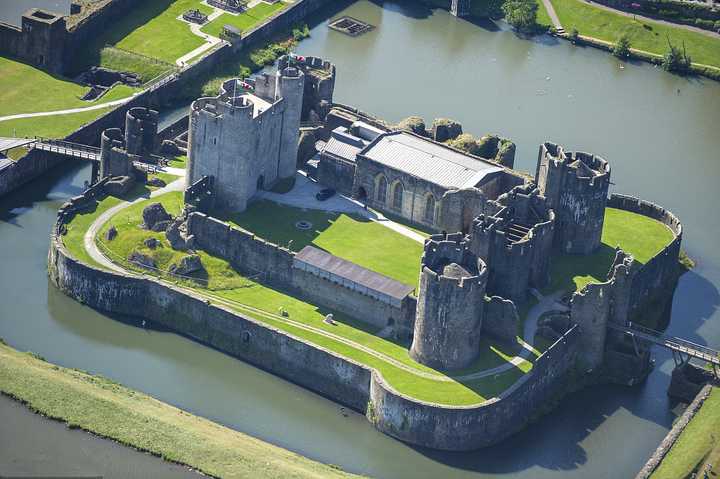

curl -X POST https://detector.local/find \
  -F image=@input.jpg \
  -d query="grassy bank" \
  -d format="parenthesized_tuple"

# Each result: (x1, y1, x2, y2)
(545, 207, 675, 293)
(78, 192, 532, 406)
(0, 107, 116, 139)
(549, 0, 720, 68)
(0, 341, 359, 479)
(651, 387, 720, 479)
(201, 2, 288, 38)
(0, 56, 137, 117)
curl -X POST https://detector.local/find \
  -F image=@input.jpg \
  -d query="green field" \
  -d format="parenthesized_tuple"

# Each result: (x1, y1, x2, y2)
(201, 1, 288, 38)
(0, 107, 116, 139)
(549, 0, 720, 68)
(546, 207, 675, 293)
(0, 56, 137, 117)
(61, 191, 533, 406)
(0, 342, 358, 479)
(221, 200, 424, 287)
(651, 387, 720, 479)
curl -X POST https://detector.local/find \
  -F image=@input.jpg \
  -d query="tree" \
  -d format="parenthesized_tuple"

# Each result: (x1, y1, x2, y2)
(569, 28, 579, 43)
(502, 0, 538, 33)
(612, 34, 632, 58)
(662, 37, 692, 74)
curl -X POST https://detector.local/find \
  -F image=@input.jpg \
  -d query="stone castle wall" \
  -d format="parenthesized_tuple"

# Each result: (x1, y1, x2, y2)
(370, 325, 580, 451)
(607, 194, 683, 322)
(49, 187, 582, 451)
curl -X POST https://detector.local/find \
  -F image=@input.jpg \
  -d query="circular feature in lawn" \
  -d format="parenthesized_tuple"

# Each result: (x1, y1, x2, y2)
(295, 220, 313, 230)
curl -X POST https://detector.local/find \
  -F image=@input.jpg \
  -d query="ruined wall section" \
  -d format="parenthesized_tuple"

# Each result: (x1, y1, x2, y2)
(0, 9, 67, 75)
(370, 324, 580, 450)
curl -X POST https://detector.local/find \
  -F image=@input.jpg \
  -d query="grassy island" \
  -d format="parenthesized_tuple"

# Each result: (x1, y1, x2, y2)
(0, 341, 359, 479)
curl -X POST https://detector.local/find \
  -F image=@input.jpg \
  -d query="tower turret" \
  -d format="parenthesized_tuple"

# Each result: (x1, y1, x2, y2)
(536, 142, 611, 255)
(410, 233, 487, 370)
(125, 107, 158, 156)
(276, 66, 305, 179)
(99, 128, 132, 179)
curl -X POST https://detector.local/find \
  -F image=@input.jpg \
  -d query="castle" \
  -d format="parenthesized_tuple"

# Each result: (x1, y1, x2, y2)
(50, 55, 687, 451)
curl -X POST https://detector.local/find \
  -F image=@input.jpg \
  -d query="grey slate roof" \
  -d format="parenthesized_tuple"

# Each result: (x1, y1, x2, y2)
(360, 131, 503, 189)
(320, 127, 366, 163)
(294, 245, 415, 301)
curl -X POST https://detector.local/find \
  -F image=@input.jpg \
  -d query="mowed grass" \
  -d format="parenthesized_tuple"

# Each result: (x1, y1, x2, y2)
(201, 1, 288, 38)
(221, 200, 423, 287)
(91, 0, 210, 64)
(168, 155, 187, 169)
(546, 207, 675, 293)
(82, 192, 531, 405)
(651, 387, 720, 479)
(0, 342, 359, 479)
(0, 56, 136, 117)
(550, 0, 720, 68)
(534, 0, 554, 28)
(0, 107, 115, 139)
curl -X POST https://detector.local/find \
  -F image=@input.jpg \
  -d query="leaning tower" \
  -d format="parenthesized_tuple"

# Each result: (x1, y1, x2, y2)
(410, 233, 487, 370)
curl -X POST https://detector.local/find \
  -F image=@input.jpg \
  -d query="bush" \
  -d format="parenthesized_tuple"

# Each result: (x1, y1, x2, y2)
(662, 37, 692, 74)
(502, 0, 538, 33)
(397, 116, 427, 136)
(612, 34, 632, 59)
(569, 28, 579, 43)
(449, 134, 482, 156)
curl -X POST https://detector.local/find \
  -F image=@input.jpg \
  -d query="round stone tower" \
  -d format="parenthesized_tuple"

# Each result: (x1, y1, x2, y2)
(99, 128, 131, 179)
(410, 233, 488, 370)
(125, 107, 158, 156)
(276, 66, 305, 179)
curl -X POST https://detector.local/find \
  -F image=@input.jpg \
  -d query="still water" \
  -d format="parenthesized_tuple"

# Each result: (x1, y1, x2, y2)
(1, 1, 719, 478)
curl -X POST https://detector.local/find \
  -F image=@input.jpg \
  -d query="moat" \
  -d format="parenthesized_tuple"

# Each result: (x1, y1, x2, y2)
(2, 1, 720, 478)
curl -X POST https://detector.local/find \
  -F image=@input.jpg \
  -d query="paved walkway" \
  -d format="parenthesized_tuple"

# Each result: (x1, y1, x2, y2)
(175, 9, 225, 66)
(0, 96, 138, 123)
(542, 0, 563, 30)
(258, 172, 427, 244)
(80, 175, 574, 389)
(584, 0, 720, 39)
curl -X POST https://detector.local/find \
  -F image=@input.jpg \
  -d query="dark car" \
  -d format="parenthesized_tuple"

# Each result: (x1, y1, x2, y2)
(315, 188, 336, 201)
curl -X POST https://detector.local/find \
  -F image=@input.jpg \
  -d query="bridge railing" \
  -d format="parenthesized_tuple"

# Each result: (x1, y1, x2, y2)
(611, 322, 720, 362)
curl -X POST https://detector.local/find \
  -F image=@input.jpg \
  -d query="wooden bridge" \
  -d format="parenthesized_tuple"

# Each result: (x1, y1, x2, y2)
(32, 138, 101, 162)
(609, 322, 720, 370)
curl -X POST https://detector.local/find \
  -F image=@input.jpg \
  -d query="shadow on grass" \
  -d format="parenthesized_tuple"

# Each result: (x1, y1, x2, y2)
(544, 243, 617, 294)
(70, 0, 176, 74)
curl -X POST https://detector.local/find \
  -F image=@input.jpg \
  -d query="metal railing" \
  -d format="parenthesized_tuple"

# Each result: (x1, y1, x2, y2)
(609, 322, 720, 365)
(33, 137, 101, 161)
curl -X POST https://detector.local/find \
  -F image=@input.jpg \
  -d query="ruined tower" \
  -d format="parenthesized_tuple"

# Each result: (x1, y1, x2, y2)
(99, 128, 132, 179)
(535, 142, 611, 255)
(278, 55, 336, 121)
(468, 185, 555, 302)
(125, 107, 158, 156)
(187, 67, 305, 212)
(410, 233, 487, 370)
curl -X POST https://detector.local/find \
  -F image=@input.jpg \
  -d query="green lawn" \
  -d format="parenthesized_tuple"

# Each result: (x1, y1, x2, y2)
(651, 387, 720, 479)
(0, 107, 116, 139)
(168, 155, 187, 169)
(0, 343, 358, 479)
(0, 56, 137, 117)
(221, 200, 424, 287)
(80, 192, 531, 406)
(546, 207, 675, 293)
(201, 2, 288, 38)
(550, 0, 720, 68)
(535, 0, 554, 28)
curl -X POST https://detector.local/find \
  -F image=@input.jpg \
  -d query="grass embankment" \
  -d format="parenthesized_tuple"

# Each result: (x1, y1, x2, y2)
(201, 1, 288, 38)
(0, 56, 137, 117)
(0, 341, 359, 479)
(545, 207, 674, 293)
(0, 107, 116, 139)
(220, 200, 423, 287)
(83, 193, 531, 405)
(168, 155, 188, 169)
(549, 0, 720, 68)
(651, 387, 720, 479)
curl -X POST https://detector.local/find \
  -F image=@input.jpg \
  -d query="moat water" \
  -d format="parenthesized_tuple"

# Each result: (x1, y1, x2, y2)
(1, 1, 719, 478)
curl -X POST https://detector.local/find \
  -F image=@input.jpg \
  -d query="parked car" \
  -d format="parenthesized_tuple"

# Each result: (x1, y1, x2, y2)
(315, 188, 336, 201)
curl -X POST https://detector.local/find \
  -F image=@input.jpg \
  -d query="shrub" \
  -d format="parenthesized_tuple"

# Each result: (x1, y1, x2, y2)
(662, 37, 692, 74)
(449, 134, 482, 156)
(569, 28, 579, 43)
(502, 0, 538, 33)
(612, 34, 632, 59)
(397, 116, 427, 136)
